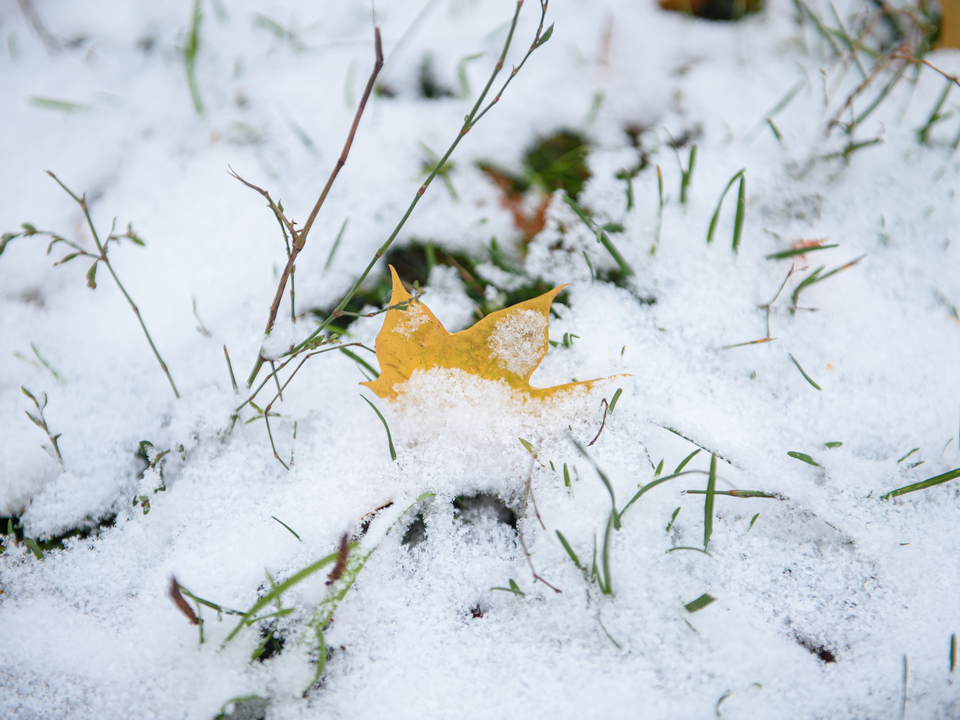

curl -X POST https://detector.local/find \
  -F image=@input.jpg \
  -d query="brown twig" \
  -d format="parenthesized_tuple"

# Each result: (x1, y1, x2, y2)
(892, 52, 960, 90)
(245, 26, 384, 389)
(587, 398, 609, 447)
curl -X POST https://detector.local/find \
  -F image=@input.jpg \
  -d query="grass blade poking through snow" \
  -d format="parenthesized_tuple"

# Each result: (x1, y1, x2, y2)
(562, 195, 633, 278)
(765, 242, 838, 260)
(790, 255, 866, 312)
(571, 436, 620, 529)
(706, 169, 745, 245)
(183, 0, 204, 115)
(788, 451, 820, 466)
(601, 511, 614, 595)
(222, 549, 341, 645)
(703, 454, 717, 551)
(360, 395, 396, 461)
(684, 593, 716, 613)
(880, 467, 960, 500)
(674, 449, 700, 474)
(789, 353, 823, 390)
(619, 470, 711, 523)
(271, 516, 302, 542)
(732, 174, 746, 254)
(556, 530, 583, 570)
(608, 388, 623, 413)
(744, 79, 806, 142)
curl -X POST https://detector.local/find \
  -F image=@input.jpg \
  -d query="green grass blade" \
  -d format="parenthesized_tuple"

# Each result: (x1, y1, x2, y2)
(308, 625, 327, 689)
(765, 243, 839, 260)
(562, 194, 633, 277)
(703, 454, 717, 551)
(491, 580, 525, 596)
(706, 169, 745, 244)
(881, 467, 960, 500)
(917, 79, 952, 143)
(24, 537, 44, 560)
(340, 347, 379, 379)
(271, 516, 302, 541)
(324, 218, 349, 270)
(608, 388, 623, 413)
(223, 549, 340, 645)
(361, 395, 396, 461)
(789, 353, 823, 390)
(184, 0, 205, 115)
(563, 462, 571, 487)
(519, 437, 539, 462)
(897, 448, 920, 464)
(667, 546, 712, 557)
(665, 507, 681, 532)
(29, 96, 91, 113)
(556, 530, 582, 568)
(680, 143, 697, 205)
(787, 451, 820, 466)
(732, 176, 746, 254)
(619, 470, 709, 522)
(570, 436, 620, 529)
(675, 449, 701, 474)
(601, 511, 614, 595)
(684, 489, 780, 499)
(684, 593, 716, 613)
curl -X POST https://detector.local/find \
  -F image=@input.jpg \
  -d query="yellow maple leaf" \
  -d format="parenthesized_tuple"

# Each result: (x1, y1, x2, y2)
(362, 266, 612, 400)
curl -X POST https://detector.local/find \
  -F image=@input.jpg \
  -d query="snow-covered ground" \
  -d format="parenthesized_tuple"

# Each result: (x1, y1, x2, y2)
(2, 0, 960, 717)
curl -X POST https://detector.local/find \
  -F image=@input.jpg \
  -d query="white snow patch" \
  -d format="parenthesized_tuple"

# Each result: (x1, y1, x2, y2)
(391, 302, 430, 338)
(486, 309, 547, 377)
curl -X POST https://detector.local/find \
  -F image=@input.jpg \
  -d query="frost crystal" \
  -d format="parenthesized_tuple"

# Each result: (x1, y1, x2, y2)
(486, 309, 547, 377)
(391, 303, 430, 338)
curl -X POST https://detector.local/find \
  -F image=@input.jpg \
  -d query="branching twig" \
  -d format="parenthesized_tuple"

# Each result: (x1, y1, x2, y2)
(245, 26, 385, 389)
(27, 173, 180, 399)
(286, 0, 552, 362)
(891, 52, 960, 90)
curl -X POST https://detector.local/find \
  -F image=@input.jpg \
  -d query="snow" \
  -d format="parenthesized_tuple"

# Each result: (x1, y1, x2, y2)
(2, 0, 960, 718)
(486, 308, 547, 376)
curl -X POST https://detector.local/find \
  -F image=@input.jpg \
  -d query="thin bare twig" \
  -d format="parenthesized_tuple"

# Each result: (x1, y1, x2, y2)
(892, 52, 960, 90)
(587, 398, 609, 447)
(287, 0, 551, 361)
(45, 172, 180, 399)
(245, 26, 385, 388)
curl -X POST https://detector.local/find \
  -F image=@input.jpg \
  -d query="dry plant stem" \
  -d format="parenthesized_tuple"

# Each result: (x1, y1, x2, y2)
(760, 263, 795, 338)
(827, 44, 908, 134)
(46, 172, 180, 400)
(288, 0, 549, 360)
(243, 343, 367, 430)
(245, 26, 385, 389)
(518, 452, 561, 594)
(587, 398, 609, 447)
(892, 53, 960, 89)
